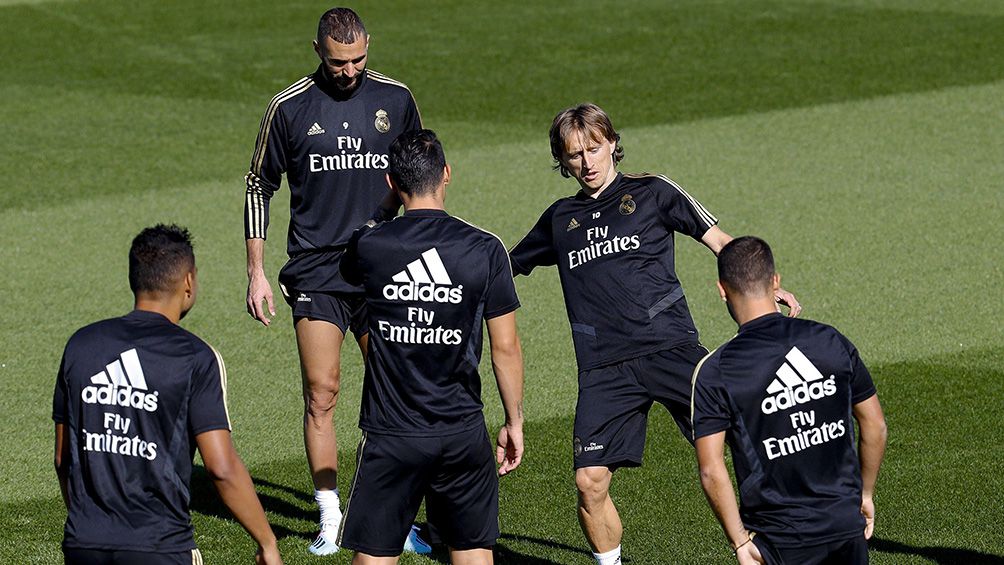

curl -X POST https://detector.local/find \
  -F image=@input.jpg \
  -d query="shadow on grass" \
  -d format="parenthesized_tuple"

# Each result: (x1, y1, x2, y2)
(871, 537, 1004, 564)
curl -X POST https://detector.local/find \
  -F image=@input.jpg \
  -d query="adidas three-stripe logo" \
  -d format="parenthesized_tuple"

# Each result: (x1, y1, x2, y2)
(81, 348, 160, 412)
(307, 122, 325, 136)
(392, 248, 452, 285)
(382, 248, 464, 304)
(760, 346, 837, 414)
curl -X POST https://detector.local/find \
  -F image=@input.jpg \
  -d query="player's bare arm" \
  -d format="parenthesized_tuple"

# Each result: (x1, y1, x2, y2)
(196, 429, 283, 564)
(487, 311, 525, 476)
(701, 227, 801, 317)
(696, 432, 764, 564)
(852, 394, 887, 539)
(245, 238, 275, 326)
(53, 423, 70, 510)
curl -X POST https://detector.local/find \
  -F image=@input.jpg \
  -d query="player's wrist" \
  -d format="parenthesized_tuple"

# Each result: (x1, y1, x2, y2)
(731, 530, 754, 555)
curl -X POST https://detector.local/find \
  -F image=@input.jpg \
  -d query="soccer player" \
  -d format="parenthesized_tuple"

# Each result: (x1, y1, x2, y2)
(692, 236, 887, 564)
(242, 7, 425, 554)
(337, 129, 525, 564)
(508, 103, 801, 565)
(53, 225, 282, 565)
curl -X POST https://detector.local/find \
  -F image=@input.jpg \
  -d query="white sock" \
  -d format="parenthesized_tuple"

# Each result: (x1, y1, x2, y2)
(593, 546, 621, 565)
(315, 489, 342, 530)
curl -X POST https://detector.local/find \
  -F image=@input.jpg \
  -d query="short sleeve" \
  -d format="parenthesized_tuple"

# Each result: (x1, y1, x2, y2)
(691, 355, 733, 440)
(509, 204, 559, 275)
(52, 352, 68, 424)
(652, 176, 718, 241)
(189, 345, 232, 436)
(405, 91, 422, 130)
(845, 338, 877, 404)
(484, 238, 521, 320)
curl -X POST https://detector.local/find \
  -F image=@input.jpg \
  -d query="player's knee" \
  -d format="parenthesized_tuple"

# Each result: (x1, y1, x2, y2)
(304, 376, 341, 418)
(575, 467, 611, 506)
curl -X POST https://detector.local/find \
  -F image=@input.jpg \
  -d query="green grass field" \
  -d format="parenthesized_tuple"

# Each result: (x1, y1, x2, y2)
(2, 1, 1002, 563)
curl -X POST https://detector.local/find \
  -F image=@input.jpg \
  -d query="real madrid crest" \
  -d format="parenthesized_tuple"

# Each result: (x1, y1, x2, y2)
(619, 194, 636, 215)
(573, 437, 583, 457)
(374, 109, 390, 133)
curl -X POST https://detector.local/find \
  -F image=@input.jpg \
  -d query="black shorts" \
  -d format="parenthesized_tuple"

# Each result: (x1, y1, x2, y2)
(338, 427, 499, 556)
(280, 287, 367, 337)
(752, 533, 868, 565)
(64, 548, 203, 565)
(572, 343, 708, 470)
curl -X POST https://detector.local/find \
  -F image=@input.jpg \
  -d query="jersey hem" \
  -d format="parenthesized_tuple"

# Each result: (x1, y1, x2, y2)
(359, 415, 485, 438)
(577, 337, 700, 373)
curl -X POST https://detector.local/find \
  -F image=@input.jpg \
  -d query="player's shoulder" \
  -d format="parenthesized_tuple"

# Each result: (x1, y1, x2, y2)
(622, 172, 686, 194)
(264, 73, 317, 107)
(364, 69, 417, 99)
(449, 214, 511, 250)
(64, 316, 124, 348)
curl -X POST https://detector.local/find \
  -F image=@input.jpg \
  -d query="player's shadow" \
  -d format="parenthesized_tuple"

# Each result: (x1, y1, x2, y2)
(871, 537, 1004, 564)
(188, 466, 315, 541)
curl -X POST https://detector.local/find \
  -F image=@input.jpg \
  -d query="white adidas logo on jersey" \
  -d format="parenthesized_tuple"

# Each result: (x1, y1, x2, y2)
(383, 248, 463, 304)
(760, 346, 836, 415)
(307, 122, 326, 136)
(81, 348, 159, 412)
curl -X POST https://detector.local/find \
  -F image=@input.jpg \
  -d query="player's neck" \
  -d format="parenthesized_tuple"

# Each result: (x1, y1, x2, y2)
(133, 296, 183, 325)
(731, 299, 779, 327)
(580, 169, 619, 199)
(402, 197, 444, 212)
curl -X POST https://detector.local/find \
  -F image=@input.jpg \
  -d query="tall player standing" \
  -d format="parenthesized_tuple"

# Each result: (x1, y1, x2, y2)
(243, 7, 426, 555)
(509, 103, 800, 565)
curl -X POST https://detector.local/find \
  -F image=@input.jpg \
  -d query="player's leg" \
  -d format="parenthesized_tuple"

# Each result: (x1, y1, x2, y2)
(351, 555, 399, 565)
(572, 360, 651, 564)
(576, 465, 622, 556)
(295, 314, 347, 554)
(449, 548, 493, 565)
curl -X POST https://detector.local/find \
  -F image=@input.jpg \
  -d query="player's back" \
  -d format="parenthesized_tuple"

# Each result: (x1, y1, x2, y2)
(343, 209, 519, 436)
(54, 310, 229, 552)
(702, 312, 875, 546)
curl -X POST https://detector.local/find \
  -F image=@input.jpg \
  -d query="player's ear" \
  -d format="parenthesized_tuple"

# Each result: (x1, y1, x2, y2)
(312, 39, 320, 57)
(442, 164, 451, 186)
(771, 272, 780, 293)
(716, 280, 728, 302)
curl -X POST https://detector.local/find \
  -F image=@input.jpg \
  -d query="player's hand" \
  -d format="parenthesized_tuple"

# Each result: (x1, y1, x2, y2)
(735, 537, 764, 564)
(247, 271, 276, 326)
(775, 287, 801, 318)
(861, 495, 876, 539)
(255, 543, 283, 564)
(496, 423, 524, 476)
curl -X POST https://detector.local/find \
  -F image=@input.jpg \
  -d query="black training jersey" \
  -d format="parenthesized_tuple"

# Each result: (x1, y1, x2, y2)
(510, 173, 717, 371)
(340, 209, 520, 436)
(52, 310, 231, 552)
(691, 313, 877, 547)
(244, 66, 422, 294)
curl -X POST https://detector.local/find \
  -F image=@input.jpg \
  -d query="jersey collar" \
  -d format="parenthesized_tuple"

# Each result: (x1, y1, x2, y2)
(738, 311, 784, 333)
(576, 172, 624, 202)
(313, 65, 368, 101)
(403, 208, 449, 218)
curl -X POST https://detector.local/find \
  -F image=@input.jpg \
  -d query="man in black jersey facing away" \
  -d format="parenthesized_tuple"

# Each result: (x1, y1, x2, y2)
(509, 103, 801, 565)
(338, 130, 525, 564)
(53, 225, 282, 565)
(242, 7, 426, 554)
(692, 237, 886, 564)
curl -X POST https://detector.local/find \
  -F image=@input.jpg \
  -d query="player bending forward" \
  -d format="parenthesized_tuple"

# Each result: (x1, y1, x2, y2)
(509, 103, 800, 565)
(54, 225, 282, 565)
(337, 129, 524, 564)
(692, 236, 887, 564)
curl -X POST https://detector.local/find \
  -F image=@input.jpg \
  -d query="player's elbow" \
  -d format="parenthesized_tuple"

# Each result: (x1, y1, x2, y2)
(203, 452, 241, 484)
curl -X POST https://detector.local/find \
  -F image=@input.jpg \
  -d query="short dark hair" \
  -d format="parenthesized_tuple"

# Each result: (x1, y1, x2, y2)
(129, 224, 195, 294)
(388, 129, 446, 197)
(549, 103, 624, 178)
(718, 236, 776, 296)
(317, 7, 367, 43)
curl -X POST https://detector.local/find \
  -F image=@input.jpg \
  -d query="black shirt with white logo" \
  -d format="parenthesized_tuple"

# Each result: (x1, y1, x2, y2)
(692, 313, 877, 546)
(245, 66, 422, 294)
(52, 310, 231, 552)
(340, 209, 520, 436)
(510, 173, 718, 371)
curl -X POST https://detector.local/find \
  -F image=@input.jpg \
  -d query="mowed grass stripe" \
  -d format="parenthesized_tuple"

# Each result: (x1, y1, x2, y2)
(3, 1, 1004, 210)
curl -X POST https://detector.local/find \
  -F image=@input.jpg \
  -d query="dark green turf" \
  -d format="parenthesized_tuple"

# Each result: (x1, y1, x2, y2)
(2, 1, 1003, 209)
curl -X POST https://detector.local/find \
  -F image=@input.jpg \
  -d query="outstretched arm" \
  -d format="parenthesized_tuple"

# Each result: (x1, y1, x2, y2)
(486, 312, 525, 476)
(700, 227, 801, 317)
(696, 432, 763, 564)
(53, 423, 70, 511)
(197, 430, 283, 564)
(853, 394, 887, 539)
